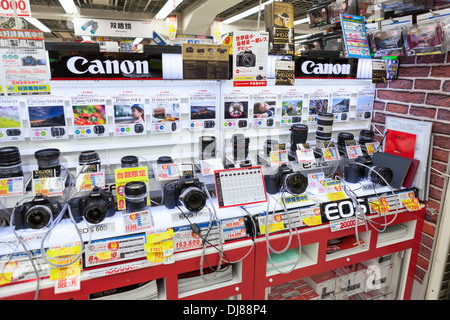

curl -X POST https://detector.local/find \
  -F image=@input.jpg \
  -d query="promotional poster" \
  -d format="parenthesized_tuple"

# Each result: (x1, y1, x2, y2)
(70, 96, 108, 138)
(150, 94, 181, 134)
(0, 98, 24, 141)
(232, 31, 269, 87)
(112, 96, 146, 137)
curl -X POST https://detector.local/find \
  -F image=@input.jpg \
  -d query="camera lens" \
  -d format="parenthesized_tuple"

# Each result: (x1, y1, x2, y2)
(179, 186, 206, 212)
(0, 146, 23, 178)
(290, 123, 308, 151)
(25, 205, 52, 229)
(359, 129, 375, 145)
(79, 150, 101, 168)
(242, 53, 255, 66)
(315, 112, 334, 144)
(124, 181, 148, 212)
(231, 134, 249, 162)
(121, 155, 139, 168)
(157, 156, 173, 164)
(337, 132, 354, 153)
(285, 172, 308, 195)
(263, 139, 278, 157)
(84, 200, 110, 224)
(34, 148, 61, 177)
(367, 166, 393, 186)
(199, 136, 216, 160)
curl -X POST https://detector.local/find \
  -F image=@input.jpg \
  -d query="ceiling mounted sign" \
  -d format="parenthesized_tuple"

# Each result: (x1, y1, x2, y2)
(73, 17, 152, 38)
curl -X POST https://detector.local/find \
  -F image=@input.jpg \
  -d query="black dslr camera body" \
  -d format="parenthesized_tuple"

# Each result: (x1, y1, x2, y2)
(236, 50, 256, 67)
(264, 163, 308, 195)
(14, 195, 62, 230)
(69, 187, 116, 224)
(163, 174, 207, 212)
(344, 155, 393, 186)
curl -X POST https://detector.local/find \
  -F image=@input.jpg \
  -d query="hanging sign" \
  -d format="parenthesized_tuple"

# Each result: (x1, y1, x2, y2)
(73, 18, 152, 38)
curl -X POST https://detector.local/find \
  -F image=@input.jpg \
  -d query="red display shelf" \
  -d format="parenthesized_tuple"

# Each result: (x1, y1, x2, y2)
(253, 207, 425, 300)
(0, 239, 255, 300)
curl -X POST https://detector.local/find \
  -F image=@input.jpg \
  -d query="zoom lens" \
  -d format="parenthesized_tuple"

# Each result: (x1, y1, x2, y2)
(84, 202, 109, 224)
(199, 136, 216, 160)
(337, 132, 354, 153)
(79, 150, 101, 169)
(285, 172, 308, 195)
(25, 205, 52, 229)
(121, 155, 139, 168)
(179, 186, 206, 212)
(0, 146, 23, 178)
(231, 134, 249, 162)
(124, 181, 148, 212)
(34, 148, 61, 177)
(367, 166, 393, 186)
(359, 129, 375, 145)
(315, 112, 334, 144)
(290, 123, 308, 151)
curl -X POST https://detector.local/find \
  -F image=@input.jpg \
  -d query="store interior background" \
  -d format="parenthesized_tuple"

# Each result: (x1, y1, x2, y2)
(7, 0, 450, 300)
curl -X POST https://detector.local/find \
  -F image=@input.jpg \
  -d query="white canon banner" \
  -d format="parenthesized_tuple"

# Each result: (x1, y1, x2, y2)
(0, 0, 31, 17)
(73, 18, 152, 38)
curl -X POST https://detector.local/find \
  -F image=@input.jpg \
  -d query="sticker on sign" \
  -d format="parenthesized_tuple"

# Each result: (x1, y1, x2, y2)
(0, 0, 31, 17)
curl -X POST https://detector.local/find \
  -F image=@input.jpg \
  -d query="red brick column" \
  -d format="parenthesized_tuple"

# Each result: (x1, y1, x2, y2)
(372, 53, 450, 284)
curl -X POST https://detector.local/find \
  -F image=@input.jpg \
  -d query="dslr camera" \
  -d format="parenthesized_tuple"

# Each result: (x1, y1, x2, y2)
(344, 156, 393, 186)
(14, 195, 62, 230)
(236, 50, 256, 67)
(264, 163, 308, 195)
(21, 56, 37, 66)
(163, 174, 207, 212)
(69, 187, 116, 224)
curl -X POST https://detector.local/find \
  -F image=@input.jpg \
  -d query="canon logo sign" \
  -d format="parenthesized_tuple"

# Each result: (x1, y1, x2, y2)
(67, 56, 149, 75)
(301, 60, 351, 75)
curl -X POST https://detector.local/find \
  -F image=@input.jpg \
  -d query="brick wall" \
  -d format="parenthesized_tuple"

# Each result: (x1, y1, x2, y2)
(372, 53, 450, 284)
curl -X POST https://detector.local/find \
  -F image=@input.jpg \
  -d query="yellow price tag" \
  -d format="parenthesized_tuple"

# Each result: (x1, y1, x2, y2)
(145, 240, 173, 253)
(327, 191, 346, 201)
(147, 229, 174, 244)
(147, 252, 164, 263)
(96, 251, 112, 260)
(402, 198, 421, 211)
(303, 215, 322, 226)
(0, 273, 12, 286)
(50, 261, 81, 281)
(260, 222, 284, 234)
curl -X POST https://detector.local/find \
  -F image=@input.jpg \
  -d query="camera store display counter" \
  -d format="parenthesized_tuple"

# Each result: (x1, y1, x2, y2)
(0, 199, 257, 300)
(0, 182, 424, 300)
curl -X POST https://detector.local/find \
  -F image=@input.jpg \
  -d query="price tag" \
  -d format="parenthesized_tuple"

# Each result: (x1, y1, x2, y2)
(123, 210, 153, 233)
(402, 198, 421, 211)
(75, 171, 105, 191)
(327, 191, 346, 201)
(32, 177, 63, 197)
(147, 228, 174, 244)
(365, 142, 380, 155)
(300, 206, 322, 226)
(156, 163, 180, 181)
(369, 197, 390, 214)
(322, 147, 340, 161)
(346, 145, 364, 159)
(200, 158, 224, 176)
(270, 150, 288, 166)
(330, 217, 365, 232)
(0, 177, 24, 197)
(296, 149, 315, 163)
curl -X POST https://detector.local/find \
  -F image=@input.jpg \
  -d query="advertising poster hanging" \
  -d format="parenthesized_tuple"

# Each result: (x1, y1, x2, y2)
(0, 29, 50, 95)
(112, 96, 146, 137)
(340, 14, 371, 59)
(70, 96, 108, 138)
(0, 98, 24, 141)
(26, 96, 68, 141)
(232, 31, 269, 87)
